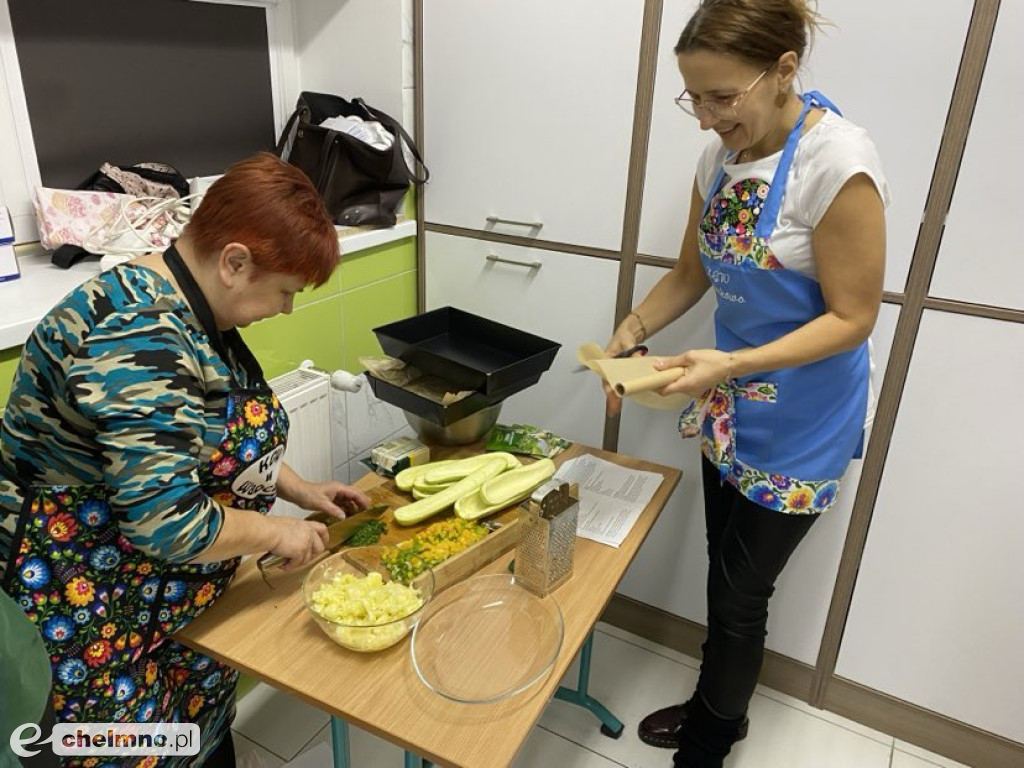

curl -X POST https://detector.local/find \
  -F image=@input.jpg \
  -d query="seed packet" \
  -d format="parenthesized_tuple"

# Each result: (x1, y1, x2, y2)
(485, 423, 572, 459)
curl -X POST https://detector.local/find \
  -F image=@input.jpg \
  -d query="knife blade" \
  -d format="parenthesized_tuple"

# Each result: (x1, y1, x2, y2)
(256, 504, 389, 575)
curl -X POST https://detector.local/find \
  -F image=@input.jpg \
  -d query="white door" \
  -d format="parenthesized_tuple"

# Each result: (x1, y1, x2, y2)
(930, 0, 1024, 310)
(636, 0, 718, 260)
(422, 0, 644, 251)
(836, 311, 1024, 743)
(801, 0, 973, 293)
(425, 232, 619, 448)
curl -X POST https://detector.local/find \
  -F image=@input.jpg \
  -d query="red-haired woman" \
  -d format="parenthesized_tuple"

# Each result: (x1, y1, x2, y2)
(1, 153, 368, 766)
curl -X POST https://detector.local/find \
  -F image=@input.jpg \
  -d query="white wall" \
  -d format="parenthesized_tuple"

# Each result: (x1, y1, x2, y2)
(291, 0, 405, 127)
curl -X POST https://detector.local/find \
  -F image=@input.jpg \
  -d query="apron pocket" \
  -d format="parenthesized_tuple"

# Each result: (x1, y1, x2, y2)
(147, 560, 238, 650)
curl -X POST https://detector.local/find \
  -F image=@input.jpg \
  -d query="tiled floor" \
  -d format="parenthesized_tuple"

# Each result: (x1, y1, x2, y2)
(230, 623, 971, 768)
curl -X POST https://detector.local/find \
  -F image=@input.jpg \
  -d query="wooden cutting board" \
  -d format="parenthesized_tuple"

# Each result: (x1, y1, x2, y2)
(344, 477, 523, 592)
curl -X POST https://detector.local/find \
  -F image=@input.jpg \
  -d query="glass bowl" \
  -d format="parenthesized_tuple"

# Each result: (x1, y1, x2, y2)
(410, 573, 564, 703)
(301, 547, 434, 653)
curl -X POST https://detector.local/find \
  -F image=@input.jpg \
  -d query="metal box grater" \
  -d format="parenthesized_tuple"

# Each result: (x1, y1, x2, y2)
(513, 480, 579, 596)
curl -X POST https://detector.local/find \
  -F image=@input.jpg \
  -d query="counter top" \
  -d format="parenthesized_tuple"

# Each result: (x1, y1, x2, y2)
(0, 219, 417, 351)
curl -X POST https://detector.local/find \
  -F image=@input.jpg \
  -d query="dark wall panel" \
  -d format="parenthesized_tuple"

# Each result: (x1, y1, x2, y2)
(9, 0, 276, 187)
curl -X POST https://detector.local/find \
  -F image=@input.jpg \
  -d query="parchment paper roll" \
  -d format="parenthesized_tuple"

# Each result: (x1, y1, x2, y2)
(576, 342, 692, 411)
(613, 366, 684, 397)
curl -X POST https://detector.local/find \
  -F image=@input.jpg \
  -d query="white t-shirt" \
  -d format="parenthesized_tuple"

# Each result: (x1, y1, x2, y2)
(695, 109, 890, 429)
(696, 110, 890, 280)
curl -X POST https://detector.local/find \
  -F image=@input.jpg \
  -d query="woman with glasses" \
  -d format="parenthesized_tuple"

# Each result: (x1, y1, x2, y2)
(604, 1, 888, 765)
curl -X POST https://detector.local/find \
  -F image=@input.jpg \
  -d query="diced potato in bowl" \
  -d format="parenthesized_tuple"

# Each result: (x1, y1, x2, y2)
(302, 547, 434, 652)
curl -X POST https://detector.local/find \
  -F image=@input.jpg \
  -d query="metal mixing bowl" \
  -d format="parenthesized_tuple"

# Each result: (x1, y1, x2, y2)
(403, 402, 503, 446)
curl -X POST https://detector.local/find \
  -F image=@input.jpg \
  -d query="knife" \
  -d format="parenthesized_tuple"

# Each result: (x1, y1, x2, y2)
(572, 343, 649, 373)
(256, 503, 389, 576)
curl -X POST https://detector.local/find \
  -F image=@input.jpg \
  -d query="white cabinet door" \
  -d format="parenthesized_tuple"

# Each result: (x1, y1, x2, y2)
(424, 232, 618, 448)
(422, 0, 644, 251)
(802, 0, 973, 293)
(836, 312, 1024, 744)
(930, 1, 1024, 310)
(636, 0, 719, 260)
(617, 264, 901, 665)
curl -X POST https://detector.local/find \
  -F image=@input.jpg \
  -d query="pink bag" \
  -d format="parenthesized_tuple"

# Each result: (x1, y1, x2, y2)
(32, 187, 132, 251)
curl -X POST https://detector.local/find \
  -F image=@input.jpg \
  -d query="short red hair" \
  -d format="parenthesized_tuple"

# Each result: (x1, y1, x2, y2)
(186, 152, 338, 287)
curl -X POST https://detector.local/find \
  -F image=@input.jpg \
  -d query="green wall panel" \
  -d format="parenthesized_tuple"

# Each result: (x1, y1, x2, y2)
(294, 267, 341, 309)
(0, 347, 23, 408)
(240, 296, 345, 380)
(339, 238, 415, 292)
(341, 271, 417, 374)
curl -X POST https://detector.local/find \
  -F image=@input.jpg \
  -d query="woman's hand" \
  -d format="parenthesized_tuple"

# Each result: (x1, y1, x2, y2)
(655, 348, 735, 399)
(603, 322, 647, 417)
(267, 516, 330, 571)
(291, 480, 372, 520)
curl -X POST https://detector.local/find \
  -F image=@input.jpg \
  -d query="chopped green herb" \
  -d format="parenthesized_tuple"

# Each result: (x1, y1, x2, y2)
(344, 519, 388, 546)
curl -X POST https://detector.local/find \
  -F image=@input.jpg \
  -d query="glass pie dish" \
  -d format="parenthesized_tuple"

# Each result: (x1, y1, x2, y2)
(409, 573, 564, 703)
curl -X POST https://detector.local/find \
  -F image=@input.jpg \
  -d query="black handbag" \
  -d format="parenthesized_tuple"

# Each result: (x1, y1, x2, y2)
(275, 92, 428, 227)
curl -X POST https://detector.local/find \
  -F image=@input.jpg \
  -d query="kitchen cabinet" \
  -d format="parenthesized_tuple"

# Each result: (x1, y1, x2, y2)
(424, 232, 618, 448)
(637, 0, 974, 297)
(929, 0, 1023, 311)
(835, 311, 1024, 744)
(422, 0, 644, 251)
(635, 0, 719, 261)
(616, 264, 901, 665)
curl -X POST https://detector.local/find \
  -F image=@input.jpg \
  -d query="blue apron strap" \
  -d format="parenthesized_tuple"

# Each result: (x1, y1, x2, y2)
(753, 91, 841, 239)
(805, 90, 842, 117)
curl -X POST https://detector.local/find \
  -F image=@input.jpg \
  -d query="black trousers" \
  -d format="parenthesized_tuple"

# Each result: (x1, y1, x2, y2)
(695, 457, 819, 719)
(201, 731, 236, 768)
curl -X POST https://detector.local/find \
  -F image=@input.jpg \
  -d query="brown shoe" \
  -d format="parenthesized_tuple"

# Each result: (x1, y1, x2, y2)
(638, 701, 749, 749)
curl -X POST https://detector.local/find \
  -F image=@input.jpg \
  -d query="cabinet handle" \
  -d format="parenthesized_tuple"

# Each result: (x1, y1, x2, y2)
(485, 215, 544, 229)
(486, 253, 542, 270)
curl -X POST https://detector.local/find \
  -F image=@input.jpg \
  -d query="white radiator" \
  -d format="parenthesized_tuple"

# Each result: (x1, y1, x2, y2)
(268, 367, 334, 519)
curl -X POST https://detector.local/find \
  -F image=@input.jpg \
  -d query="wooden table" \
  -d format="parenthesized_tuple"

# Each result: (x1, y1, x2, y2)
(176, 444, 681, 768)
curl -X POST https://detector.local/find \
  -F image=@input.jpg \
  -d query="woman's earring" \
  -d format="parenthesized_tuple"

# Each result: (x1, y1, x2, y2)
(776, 91, 788, 108)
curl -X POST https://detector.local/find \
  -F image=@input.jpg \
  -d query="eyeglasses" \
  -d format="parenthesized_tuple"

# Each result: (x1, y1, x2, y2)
(675, 68, 770, 119)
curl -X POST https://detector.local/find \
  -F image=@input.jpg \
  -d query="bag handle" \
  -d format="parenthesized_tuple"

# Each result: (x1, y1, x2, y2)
(352, 98, 430, 185)
(274, 105, 311, 161)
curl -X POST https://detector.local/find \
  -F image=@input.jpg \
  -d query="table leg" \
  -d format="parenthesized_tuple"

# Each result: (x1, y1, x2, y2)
(404, 751, 433, 767)
(330, 717, 351, 768)
(553, 630, 624, 739)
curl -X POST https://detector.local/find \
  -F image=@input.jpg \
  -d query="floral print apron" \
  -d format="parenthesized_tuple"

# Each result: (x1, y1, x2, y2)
(678, 92, 869, 515)
(2, 245, 289, 766)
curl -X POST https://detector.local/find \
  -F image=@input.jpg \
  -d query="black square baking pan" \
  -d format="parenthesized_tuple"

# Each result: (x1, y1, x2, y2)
(364, 372, 540, 427)
(372, 306, 560, 395)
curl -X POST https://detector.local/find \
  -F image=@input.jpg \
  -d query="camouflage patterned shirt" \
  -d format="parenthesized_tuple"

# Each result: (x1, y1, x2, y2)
(0, 263, 255, 571)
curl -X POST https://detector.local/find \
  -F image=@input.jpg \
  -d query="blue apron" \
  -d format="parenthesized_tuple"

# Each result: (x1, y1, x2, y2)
(680, 92, 868, 514)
